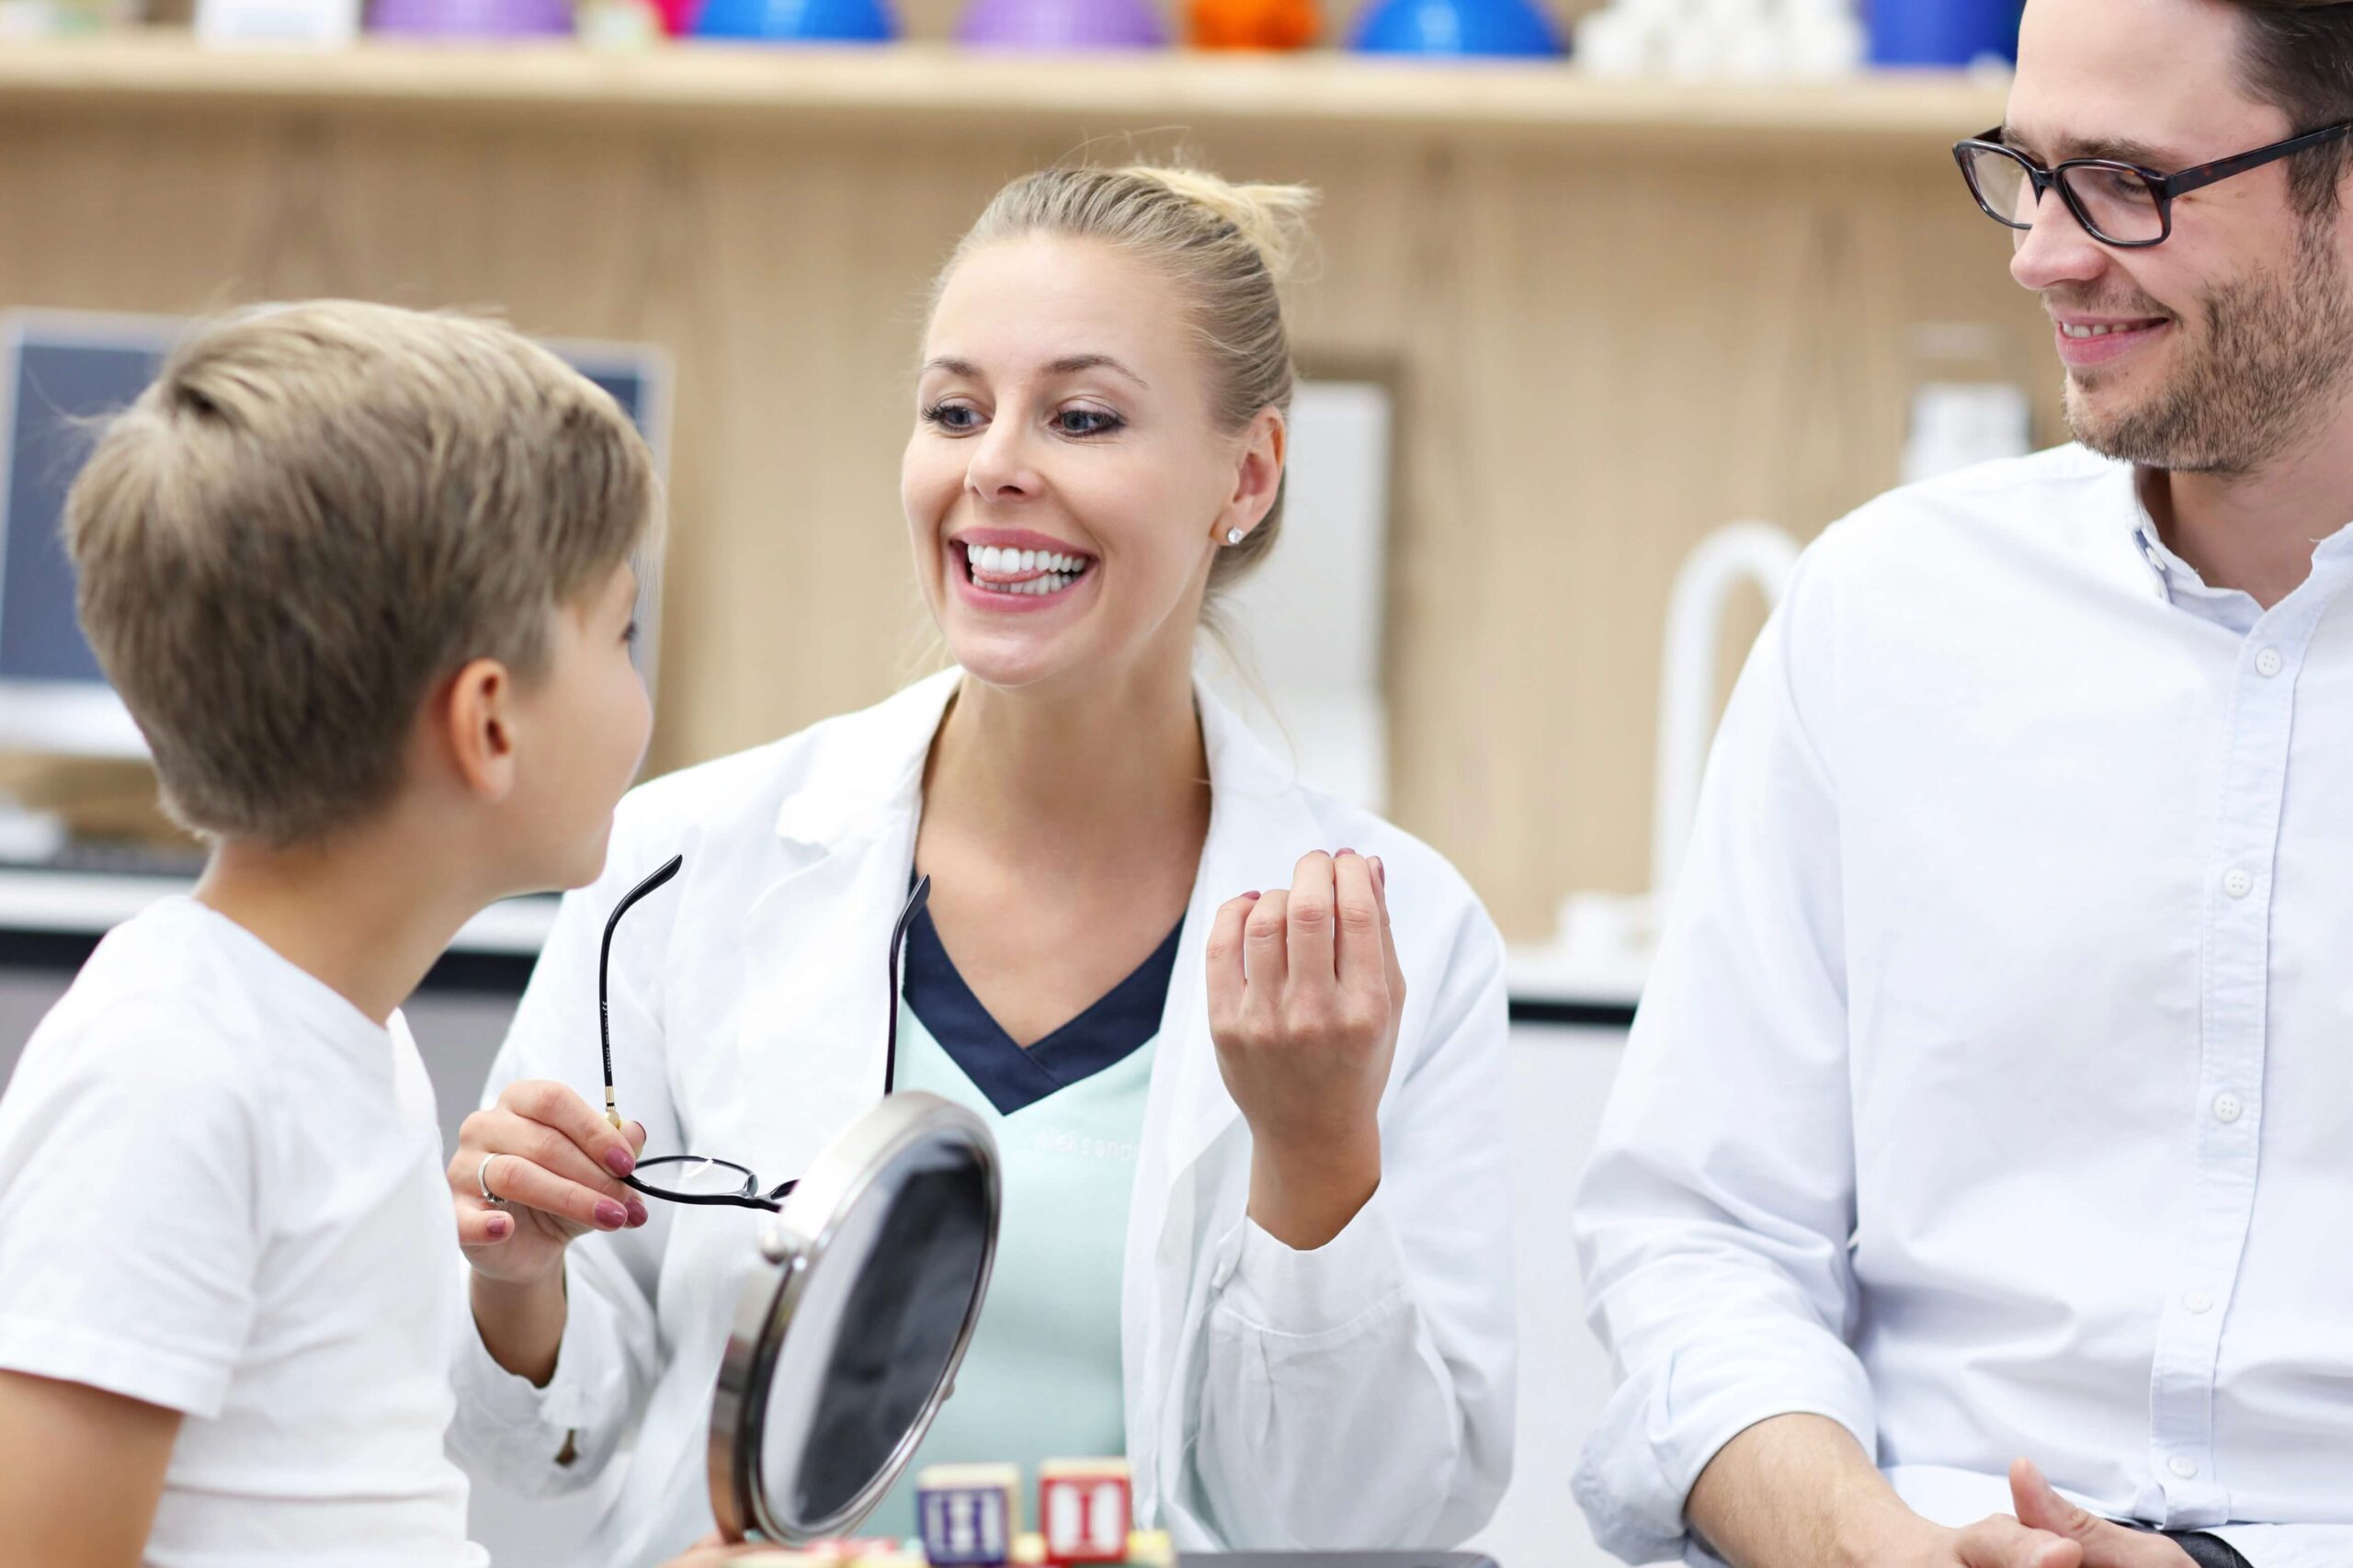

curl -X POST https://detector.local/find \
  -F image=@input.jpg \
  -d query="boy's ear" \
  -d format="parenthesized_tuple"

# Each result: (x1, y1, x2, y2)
(441, 656, 519, 803)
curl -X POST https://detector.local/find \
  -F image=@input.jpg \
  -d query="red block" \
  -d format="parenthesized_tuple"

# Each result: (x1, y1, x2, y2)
(1038, 1460, 1131, 1565)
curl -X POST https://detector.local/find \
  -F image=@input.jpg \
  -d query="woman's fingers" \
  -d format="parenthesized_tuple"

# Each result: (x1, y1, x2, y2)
(502, 1077, 642, 1179)
(477, 1150, 638, 1234)
(1243, 887, 1291, 1001)
(1284, 850, 1338, 990)
(1371, 854, 1406, 1017)
(455, 1198, 517, 1251)
(1332, 850, 1384, 997)
(463, 1106, 639, 1214)
(1205, 892, 1260, 1036)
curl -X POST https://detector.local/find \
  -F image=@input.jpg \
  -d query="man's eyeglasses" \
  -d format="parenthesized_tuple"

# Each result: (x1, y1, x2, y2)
(597, 853, 931, 1210)
(1954, 121, 2353, 247)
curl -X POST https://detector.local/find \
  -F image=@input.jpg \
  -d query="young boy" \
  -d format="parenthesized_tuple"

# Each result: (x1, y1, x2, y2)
(0, 301, 703, 1566)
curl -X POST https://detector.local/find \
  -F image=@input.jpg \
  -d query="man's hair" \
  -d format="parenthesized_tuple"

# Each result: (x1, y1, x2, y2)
(66, 301, 658, 846)
(2222, 0, 2353, 214)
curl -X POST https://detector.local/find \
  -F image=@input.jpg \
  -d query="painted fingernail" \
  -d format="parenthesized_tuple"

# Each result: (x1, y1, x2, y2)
(1243, 890, 1262, 901)
(596, 1199, 629, 1229)
(1337, 847, 1356, 858)
(605, 1145, 636, 1177)
(486, 1213, 512, 1240)
(1372, 857, 1386, 888)
(625, 1199, 650, 1227)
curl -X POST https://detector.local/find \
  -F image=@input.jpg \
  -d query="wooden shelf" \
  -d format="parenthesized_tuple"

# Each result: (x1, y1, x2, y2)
(0, 33, 2006, 149)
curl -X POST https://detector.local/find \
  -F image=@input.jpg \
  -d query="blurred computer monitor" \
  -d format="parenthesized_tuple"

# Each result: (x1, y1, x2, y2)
(0, 309, 670, 762)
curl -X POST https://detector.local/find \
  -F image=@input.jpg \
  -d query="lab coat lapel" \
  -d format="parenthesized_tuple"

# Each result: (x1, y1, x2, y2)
(732, 671, 958, 1180)
(1149, 682, 1332, 1184)
(1125, 681, 1335, 1537)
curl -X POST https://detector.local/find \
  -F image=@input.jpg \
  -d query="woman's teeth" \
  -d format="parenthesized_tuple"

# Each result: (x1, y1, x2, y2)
(970, 545, 1086, 575)
(964, 543, 1090, 597)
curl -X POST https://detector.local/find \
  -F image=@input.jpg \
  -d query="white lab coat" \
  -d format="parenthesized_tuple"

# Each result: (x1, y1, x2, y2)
(447, 670, 1515, 1564)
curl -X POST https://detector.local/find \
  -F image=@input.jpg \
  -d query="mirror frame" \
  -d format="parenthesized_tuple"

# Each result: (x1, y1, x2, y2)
(708, 1091, 1002, 1543)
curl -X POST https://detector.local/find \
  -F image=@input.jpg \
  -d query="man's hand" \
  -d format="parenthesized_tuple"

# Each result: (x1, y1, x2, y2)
(1685, 1415, 2195, 1568)
(2006, 1460, 2197, 1567)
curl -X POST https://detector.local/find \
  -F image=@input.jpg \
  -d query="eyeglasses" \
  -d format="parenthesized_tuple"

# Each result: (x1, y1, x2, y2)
(597, 852, 932, 1210)
(1953, 121, 2353, 247)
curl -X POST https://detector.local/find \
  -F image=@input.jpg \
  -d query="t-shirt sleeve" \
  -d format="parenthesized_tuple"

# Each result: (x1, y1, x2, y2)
(0, 1002, 265, 1419)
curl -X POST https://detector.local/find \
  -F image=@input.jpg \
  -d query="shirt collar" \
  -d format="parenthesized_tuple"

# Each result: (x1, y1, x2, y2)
(2123, 466, 2353, 634)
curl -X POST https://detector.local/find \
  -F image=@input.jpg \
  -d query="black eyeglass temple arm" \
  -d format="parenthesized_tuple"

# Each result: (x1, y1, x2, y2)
(883, 875, 932, 1097)
(2162, 121, 2353, 200)
(597, 853, 685, 1131)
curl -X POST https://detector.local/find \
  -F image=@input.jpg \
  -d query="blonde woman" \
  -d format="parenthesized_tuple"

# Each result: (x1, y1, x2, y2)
(443, 166, 1515, 1562)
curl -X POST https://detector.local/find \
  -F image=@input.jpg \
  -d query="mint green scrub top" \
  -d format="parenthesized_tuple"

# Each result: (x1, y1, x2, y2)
(860, 900, 1179, 1541)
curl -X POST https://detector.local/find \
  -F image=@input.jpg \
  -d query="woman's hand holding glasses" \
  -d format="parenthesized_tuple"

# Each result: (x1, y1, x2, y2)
(449, 1079, 653, 1288)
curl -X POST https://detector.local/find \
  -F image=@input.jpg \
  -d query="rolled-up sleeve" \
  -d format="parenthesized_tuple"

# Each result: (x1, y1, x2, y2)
(446, 832, 684, 1495)
(1193, 903, 1517, 1551)
(1570, 545, 1876, 1565)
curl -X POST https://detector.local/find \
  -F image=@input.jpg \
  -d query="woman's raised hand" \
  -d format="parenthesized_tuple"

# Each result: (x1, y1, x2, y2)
(448, 1079, 651, 1290)
(1205, 848, 1405, 1249)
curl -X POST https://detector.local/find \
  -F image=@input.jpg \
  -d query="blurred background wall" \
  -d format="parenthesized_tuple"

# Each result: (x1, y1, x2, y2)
(0, 38, 2055, 936)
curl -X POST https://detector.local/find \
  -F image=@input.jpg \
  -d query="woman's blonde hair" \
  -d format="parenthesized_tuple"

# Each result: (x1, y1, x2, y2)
(935, 164, 1317, 603)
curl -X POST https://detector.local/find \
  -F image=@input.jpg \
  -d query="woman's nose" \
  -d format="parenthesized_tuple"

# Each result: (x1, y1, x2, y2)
(965, 421, 1040, 502)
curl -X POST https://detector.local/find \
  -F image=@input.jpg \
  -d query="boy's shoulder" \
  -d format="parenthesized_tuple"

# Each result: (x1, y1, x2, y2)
(19, 900, 278, 1108)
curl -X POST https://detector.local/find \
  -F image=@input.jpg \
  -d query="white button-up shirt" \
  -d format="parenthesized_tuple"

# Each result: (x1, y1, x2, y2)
(1572, 446, 2353, 1568)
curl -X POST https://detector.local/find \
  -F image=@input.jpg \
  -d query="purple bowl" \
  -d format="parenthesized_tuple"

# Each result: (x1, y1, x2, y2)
(957, 0, 1166, 50)
(370, 0, 574, 34)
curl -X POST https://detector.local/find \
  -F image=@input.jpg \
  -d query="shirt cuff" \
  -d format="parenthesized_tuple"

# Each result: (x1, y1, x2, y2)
(1210, 1187, 1409, 1341)
(1573, 1324, 1878, 1566)
(449, 1261, 595, 1456)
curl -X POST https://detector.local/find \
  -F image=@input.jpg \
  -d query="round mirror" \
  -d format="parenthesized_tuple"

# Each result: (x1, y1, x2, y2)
(709, 1092, 1001, 1544)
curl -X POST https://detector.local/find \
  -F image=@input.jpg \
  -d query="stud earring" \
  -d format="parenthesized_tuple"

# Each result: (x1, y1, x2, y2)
(1226, 528, 1246, 545)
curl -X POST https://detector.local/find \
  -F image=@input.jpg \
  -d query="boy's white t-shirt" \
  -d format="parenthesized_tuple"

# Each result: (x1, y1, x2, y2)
(0, 896, 487, 1567)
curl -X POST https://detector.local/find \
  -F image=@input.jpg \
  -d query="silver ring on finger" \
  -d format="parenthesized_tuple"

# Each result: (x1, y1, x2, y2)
(477, 1152, 510, 1208)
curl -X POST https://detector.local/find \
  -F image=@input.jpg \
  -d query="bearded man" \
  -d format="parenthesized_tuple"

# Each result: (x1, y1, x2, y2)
(1570, 4, 2353, 1566)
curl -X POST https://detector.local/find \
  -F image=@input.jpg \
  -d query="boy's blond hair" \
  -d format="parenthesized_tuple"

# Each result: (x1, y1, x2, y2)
(65, 301, 658, 846)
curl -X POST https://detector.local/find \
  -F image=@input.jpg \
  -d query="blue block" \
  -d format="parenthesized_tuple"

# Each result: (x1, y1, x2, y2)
(919, 1479, 1015, 1566)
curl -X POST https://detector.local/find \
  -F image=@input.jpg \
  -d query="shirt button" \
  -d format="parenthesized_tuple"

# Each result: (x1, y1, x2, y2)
(2169, 1456, 2200, 1480)
(2255, 647, 2284, 677)
(2184, 1290, 2214, 1314)
(2214, 1093, 2245, 1124)
(2223, 868, 2255, 899)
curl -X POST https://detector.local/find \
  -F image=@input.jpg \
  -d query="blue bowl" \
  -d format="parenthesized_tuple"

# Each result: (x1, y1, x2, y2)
(694, 0, 895, 40)
(1867, 0, 2019, 65)
(1350, 0, 1565, 57)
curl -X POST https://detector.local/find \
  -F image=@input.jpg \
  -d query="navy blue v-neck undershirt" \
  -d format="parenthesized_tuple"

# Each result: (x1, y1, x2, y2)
(900, 902, 1183, 1118)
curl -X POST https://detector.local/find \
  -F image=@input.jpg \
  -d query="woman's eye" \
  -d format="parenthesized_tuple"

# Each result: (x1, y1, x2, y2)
(1056, 407, 1123, 437)
(922, 402, 983, 432)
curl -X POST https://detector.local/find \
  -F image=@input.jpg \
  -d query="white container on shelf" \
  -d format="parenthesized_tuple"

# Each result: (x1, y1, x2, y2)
(195, 0, 361, 47)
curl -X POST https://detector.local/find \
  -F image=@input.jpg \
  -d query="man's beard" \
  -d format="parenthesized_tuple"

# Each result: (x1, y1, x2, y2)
(2064, 220, 2353, 474)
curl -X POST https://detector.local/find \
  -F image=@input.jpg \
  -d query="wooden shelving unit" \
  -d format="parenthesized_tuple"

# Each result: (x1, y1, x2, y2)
(0, 33, 2006, 149)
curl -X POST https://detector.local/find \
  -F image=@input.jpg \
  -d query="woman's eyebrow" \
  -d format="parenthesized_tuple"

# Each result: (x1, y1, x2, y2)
(1046, 353, 1149, 389)
(920, 353, 1149, 389)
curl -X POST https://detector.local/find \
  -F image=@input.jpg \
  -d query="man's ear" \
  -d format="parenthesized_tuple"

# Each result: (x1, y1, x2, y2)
(439, 656, 519, 803)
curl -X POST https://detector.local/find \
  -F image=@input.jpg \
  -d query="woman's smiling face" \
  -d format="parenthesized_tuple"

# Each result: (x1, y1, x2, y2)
(904, 233, 1280, 693)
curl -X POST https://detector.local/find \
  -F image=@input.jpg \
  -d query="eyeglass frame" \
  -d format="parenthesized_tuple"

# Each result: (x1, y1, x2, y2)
(1952, 120, 2353, 247)
(595, 851, 933, 1211)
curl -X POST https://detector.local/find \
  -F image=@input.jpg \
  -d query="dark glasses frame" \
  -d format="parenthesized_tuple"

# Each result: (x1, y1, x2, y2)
(596, 852, 932, 1211)
(1953, 120, 2353, 247)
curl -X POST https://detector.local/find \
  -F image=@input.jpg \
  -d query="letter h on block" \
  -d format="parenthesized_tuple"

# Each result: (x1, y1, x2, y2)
(1039, 1459, 1131, 1566)
(917, 1463, 1020, 1567)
